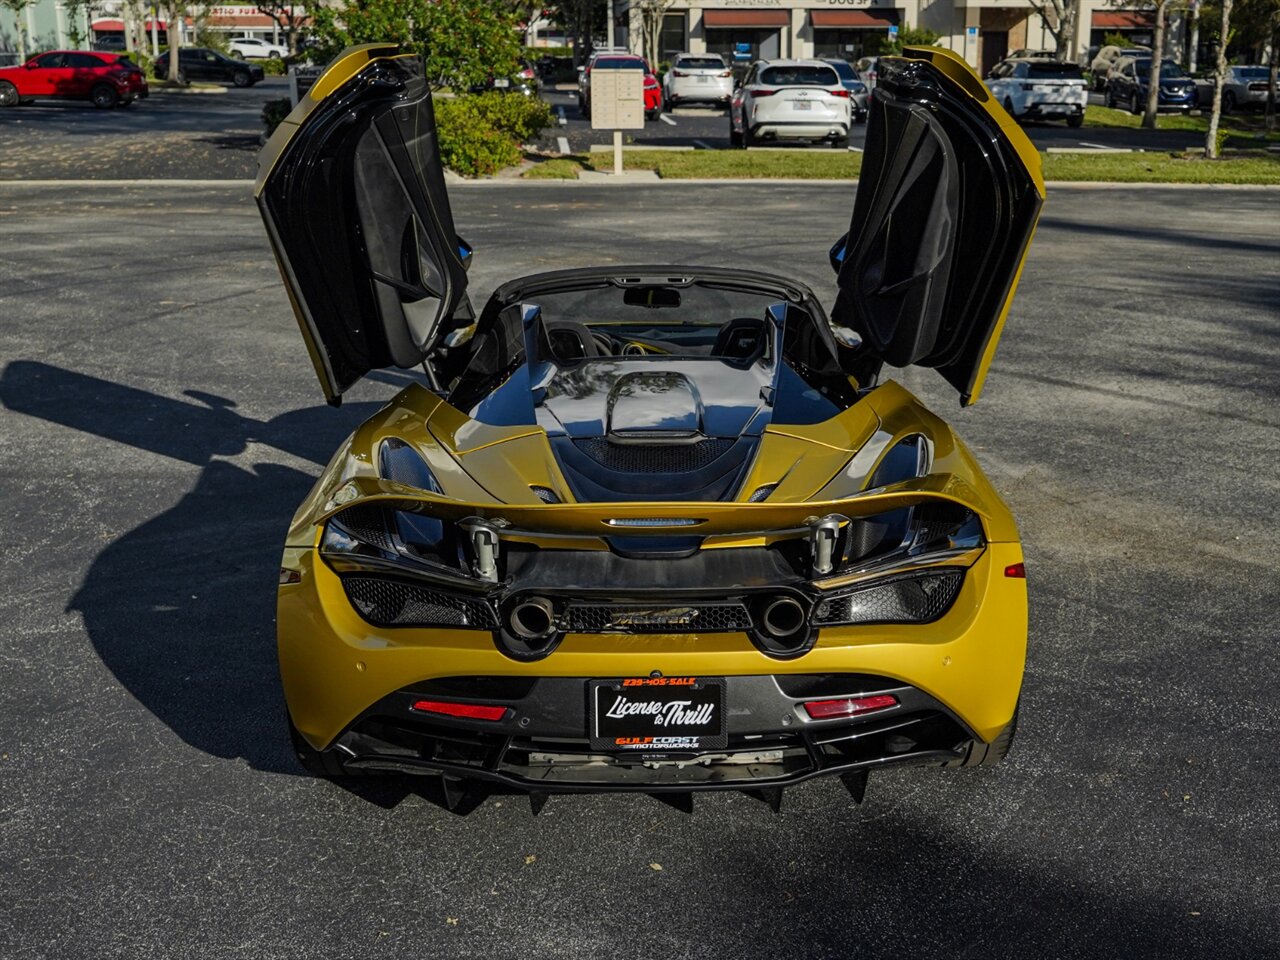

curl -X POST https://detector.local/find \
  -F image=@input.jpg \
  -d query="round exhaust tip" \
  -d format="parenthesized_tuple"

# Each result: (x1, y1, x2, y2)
(510, 597, 556, 640)
(761, 597, 806, 640)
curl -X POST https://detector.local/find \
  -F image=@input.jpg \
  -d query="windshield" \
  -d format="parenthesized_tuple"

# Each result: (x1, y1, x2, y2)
(759, 65, 838, 87)
(1235, 67, 1268, 79)
(676, 57, 726, 70)
(1028, 62, 1083, 78)
(826, 60, 856, 81)
(1133, 59, 1187, 79)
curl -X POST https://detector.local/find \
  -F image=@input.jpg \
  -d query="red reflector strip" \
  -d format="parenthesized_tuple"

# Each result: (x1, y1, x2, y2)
(1004, 562, 1026, 579)
(803, 694, 898, 720)
(411, 700, 507, 721)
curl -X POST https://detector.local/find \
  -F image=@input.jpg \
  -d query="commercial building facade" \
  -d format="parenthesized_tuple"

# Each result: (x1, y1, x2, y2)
(619, 0, 1167, 75)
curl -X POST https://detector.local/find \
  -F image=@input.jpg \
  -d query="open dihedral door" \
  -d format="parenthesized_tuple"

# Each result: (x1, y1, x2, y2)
(831, 46, 1045, 406)
(256, 44, 471, 404)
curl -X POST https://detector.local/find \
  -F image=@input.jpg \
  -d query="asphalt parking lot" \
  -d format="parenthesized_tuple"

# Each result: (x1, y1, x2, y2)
(1, 181, 1278, 959)
(0, 78, 1210, 182)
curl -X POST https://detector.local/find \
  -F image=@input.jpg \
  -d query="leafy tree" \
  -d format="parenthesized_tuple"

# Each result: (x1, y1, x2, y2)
(1141, 0, 1175, 129)
(255, 1, 307, 55)
(637, 0, 677, 67)
(872, 25, 941, 57)
(309, 0, 522, 90)
(1204, 0, 1234, 153)
(0, 0, 35, 60)
(1027, 0, 1081, 59)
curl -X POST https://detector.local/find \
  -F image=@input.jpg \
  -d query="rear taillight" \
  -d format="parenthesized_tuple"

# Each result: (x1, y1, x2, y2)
(1005, 562, 1026, 579)
(830, 88, 850, 98)
(752, 88, 776, 97)
(411, 700, 508, 721)
(644, 75, 658, 88)
(803, 694, 898, 720)
(720, 70, 731, 78)
(672, 69, 685, 77)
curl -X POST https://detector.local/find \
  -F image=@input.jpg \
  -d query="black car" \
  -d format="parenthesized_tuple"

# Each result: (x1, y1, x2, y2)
(153, 48, 264, 87)
(1105, 57, 1197, 114)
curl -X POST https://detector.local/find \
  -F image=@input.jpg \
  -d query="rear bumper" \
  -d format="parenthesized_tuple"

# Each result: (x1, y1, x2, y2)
(668, 81, 733, 103)
(279, 542, 1028, 757)
(323, 673, 981, 791)
(750, 119, 849, 140)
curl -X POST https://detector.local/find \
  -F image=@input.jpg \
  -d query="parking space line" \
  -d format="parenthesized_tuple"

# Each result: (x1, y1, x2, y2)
(556, 136, 570, 155)
(693, 139, 711, 150)
(659, 114, 677, 126)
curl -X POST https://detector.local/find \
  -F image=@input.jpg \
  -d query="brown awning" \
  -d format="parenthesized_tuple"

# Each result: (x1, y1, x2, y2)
(1091, 11, 1155, 28)
(702, 9, 791, 28)
(811, 10, 899, 28)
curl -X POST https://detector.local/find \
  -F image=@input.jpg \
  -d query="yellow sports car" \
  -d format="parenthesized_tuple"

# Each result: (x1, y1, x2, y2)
(257, 44, 1042, 809)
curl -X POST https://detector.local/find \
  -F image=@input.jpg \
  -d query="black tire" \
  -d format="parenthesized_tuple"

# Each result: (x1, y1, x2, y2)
(948, 701, 1019, 768)
(90, 83, 118, 109)
(743, 123, 755, 148)
(233, 70, 252, 88)
(176, 69, 187, 84)
(269, 50, 281, 59)
(288, 714, 360, 777)
(728, 116, 743, 148)
(1106, 88, 1116, 109)
(1130, 92, 1141, 115)
(1066, 113, 1084, 128)
(0, 81, 18, 108)
(1222, 90, 1236, 115)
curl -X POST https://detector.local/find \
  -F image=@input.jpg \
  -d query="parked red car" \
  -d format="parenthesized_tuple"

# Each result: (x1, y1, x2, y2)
(0, 50, 149, 109)
(579, 54, 663, 121)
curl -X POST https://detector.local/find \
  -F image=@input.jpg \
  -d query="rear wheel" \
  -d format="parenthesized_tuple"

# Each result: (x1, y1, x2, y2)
(288, 714, 359, 777)
(743, 123, 755, 148)
(1222, 90, 1236, 115)
(0, 81, 18, 108)
(1130, 92, 1141, 115)
(90, 83, 118, 109)
(948, 701, 1019, 768)
(1066, 113, 1083, 128)
(728, 115, 743, 148)
(233, 70, 252, 88)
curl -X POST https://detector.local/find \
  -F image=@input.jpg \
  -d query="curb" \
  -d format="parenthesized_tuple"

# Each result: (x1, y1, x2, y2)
(1, 178, 1278, 191)
(150, 85, 228, 96)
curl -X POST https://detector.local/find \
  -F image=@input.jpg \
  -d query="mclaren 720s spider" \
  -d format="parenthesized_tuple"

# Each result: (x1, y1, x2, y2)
(256, 43, 1042, 809)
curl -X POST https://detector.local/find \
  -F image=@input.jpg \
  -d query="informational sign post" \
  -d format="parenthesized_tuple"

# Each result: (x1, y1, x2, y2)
(590, 66, 644, 175)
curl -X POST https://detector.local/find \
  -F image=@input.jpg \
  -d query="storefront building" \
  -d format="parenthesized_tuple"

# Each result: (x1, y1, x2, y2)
(620, 0, 1176, 74)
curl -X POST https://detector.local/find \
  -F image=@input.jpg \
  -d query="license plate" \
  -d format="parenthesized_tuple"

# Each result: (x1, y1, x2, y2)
(696, 75, 709, 84)
(590, 677, 726, 751)
(493, 77, 510, 88)
(792, 100, 812, 111)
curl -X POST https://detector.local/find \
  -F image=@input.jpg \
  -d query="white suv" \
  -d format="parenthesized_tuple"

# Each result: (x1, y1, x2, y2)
(985, 57, 1088, 127)
(729, 60, 851, 147)
(663, 53, 733, 110)
(229, 37, 288, 60)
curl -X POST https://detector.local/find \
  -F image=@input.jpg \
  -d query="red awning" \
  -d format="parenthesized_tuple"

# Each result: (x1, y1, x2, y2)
(1092, 11, 1155, 28)
(92, 17, 168, 31)
(811, 10, 899, 28)
(702, 9, 791, 28)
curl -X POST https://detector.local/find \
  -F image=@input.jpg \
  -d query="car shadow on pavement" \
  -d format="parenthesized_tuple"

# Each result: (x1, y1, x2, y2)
(0, 359, 487, 812)
(195, 133, 265, 153)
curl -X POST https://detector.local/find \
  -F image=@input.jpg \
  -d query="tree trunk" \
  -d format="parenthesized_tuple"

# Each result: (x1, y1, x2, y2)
(1204, 0, 1233, 158)
(1143, 1, 1167, 129)
(1267, 21, 1278, 134)
(1057, 7, 1075, 61)
(167, 1, 183, 84)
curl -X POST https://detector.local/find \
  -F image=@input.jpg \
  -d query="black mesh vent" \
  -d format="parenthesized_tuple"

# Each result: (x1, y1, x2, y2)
(531, 485, 561, 503)
(342, 577, 497, 629)
(814, 570, 963, 626)
(565, 602, 752, 633)
(333, 506, 395, 552)
(574, 438, 734, 473)
(747, 484, 776, 503)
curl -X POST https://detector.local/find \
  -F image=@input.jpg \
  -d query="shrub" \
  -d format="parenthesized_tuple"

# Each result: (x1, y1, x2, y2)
(434, 93, 554, 177)
(262, 97, 292, 136)
(262, 57, 287, 77)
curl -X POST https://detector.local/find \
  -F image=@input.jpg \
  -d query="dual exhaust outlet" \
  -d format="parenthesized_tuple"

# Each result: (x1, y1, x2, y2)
(501, 594, 810, 656)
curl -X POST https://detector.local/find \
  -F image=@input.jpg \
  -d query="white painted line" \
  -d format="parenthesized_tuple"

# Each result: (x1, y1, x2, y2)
(693, 139, 711, 149)
(556, 136, 570, 155)
(556, 106, 566, 126)
(659, 113, 677, 126)
(1079, 141, 1109, 149)
(847, 145, 863, 152)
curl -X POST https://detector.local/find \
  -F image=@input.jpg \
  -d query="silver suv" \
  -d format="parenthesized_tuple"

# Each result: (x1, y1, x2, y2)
(729, 59, 851, 147)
